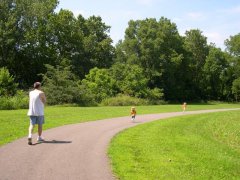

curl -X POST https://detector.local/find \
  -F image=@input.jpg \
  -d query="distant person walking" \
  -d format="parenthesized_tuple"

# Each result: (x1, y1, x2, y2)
(27, 82, 46, 145)
(182, 102, 187, 112)
(130, 107, 137, 122)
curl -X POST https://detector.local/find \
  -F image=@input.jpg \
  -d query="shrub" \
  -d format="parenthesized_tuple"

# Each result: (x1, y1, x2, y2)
(0, 96, 12, 110)
(81, 67, 118, 103)
(42, 64, 83, 105)
(100, 94, 149, 106)
(0, 90, 28, 110)
(0, 67, 18, 96)
(232, 77, 240, 101)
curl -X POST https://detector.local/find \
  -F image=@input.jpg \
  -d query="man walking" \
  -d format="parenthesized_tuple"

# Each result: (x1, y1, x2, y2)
(27, 82, 46, 145)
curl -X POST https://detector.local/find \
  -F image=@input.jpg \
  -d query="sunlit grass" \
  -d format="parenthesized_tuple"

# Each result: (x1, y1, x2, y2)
(0, 103, 239, 146)
(108, 110, 240, 179)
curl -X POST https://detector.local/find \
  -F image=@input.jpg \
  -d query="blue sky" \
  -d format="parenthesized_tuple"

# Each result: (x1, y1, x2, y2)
(56, 0, 240, 50)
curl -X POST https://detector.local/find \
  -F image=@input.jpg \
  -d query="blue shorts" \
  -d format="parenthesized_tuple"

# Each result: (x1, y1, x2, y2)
(29, 116, 45, 125)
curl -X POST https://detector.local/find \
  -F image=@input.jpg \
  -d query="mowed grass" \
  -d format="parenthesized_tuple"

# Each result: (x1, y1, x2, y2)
(0, 103, 240, 146)
(108, 110, 240, 180)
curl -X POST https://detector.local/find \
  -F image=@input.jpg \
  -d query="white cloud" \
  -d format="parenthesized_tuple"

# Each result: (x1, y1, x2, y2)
(204, 32, 222, 42)
(203, 32, 226, 49)
(186, 12, 205, 20)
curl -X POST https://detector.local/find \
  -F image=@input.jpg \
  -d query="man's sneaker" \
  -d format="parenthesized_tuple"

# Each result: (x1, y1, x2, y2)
(37, 136, 45, 142)
(28, 138, 32, 145)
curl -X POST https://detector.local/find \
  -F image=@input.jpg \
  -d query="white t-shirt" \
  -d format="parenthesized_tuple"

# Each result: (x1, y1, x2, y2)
(27, 89, 44, 116)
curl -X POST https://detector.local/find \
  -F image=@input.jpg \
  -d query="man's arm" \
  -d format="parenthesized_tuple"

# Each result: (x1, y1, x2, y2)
(40, 92, 46, 104)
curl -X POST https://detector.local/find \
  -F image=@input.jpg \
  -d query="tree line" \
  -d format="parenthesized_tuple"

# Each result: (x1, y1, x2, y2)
(1, 0, 240, 106)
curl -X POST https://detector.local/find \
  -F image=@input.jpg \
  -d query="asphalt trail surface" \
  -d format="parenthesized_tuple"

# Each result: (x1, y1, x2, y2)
(0, 108, 239, 180)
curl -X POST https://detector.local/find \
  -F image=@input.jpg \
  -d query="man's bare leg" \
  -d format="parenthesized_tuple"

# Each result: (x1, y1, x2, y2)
(28, 124, 34, 145)
(37, 124, 44, 141)
(38, 124, 42, 137)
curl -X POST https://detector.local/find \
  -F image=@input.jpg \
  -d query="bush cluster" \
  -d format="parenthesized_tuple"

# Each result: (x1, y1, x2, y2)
(100, 94, 165, 106)
(0, 91, 28, 110)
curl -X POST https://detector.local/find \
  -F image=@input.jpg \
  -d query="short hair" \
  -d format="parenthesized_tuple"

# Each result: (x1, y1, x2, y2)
(34, 82, 41, 89)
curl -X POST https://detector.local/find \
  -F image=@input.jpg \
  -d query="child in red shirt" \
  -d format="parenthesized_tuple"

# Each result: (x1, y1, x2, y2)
(130, 107, 137, 122)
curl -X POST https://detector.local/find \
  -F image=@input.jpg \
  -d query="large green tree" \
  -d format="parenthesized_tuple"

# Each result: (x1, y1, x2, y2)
(0, 0, 58, 87)
(183, 29, 209, 99)
(225, 33, 240, 101)
(1, 1, 114, 88)
(225, 33, 240, 57)
(225, 33, 240, 78)
(203, 46, 229, 100)
(110, 63, 163, 99)
(0, 0, 17, 69)
(74, 15, 115, 78)
(115, 17, 186, 100)
(46, 12, 115, 79)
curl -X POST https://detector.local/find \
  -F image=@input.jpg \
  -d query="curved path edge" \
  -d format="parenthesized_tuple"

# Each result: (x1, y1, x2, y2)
(0, 108, 239, 180)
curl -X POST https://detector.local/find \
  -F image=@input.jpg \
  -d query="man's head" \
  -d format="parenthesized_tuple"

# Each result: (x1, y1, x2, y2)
(34, 82, 41, 89)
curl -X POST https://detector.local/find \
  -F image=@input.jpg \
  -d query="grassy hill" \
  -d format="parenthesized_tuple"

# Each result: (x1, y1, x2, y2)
(108, 110, 240, 179)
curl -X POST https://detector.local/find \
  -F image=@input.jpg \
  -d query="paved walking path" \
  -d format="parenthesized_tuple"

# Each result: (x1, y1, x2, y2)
(0, 108, 239, 180)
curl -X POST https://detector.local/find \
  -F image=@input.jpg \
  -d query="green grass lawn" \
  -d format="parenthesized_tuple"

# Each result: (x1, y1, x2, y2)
(108, 110, 240, 180)
(0, 103, 240, 146)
